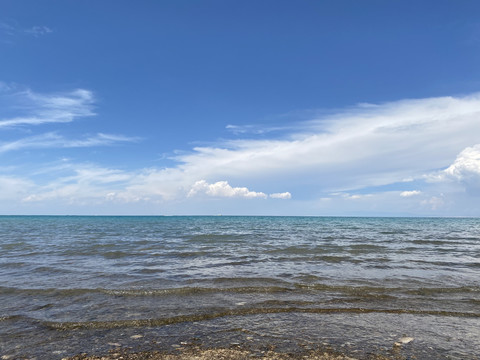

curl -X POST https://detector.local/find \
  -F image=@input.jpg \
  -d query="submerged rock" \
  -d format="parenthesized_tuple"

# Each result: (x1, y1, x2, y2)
(394, 336, 414, 346)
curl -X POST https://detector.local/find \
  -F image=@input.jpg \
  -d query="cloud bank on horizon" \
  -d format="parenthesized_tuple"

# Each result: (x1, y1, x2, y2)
(1, 83, 480, 215)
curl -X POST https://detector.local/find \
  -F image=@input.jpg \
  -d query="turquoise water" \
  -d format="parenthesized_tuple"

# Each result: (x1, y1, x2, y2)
(0, 216, 479, 359)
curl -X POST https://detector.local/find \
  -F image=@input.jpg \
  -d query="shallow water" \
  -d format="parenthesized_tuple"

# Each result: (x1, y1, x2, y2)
(0, 216, 479, 359)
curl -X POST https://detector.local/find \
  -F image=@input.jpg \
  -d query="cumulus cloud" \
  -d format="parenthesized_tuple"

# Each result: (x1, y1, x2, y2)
(187, 181, 291, 200)
(400, 190, 422, 197)
(188, 180, 267, 199)
(269, 192, 292, 199)
(443, 144, 480, 180)
(429, 144, 480, 196)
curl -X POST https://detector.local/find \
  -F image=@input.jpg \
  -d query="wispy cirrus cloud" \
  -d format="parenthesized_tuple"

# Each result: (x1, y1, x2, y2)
(22, 164, 134, 203)
(0, 81, 12, 92)
(0, 21, 16, 36)
(0, 21, 53, 38)
(0, 84, 138, 155)
(0, 87, 95, 129)
(0, 132, 139, 154)
(24, 25, 53, 37)
(226, 124, 290, 135)
(0, 175, 35, 201)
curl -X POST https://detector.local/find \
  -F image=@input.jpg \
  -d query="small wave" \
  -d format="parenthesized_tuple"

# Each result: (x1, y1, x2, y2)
(186, 234, 249, 243)
(1, 242, 36, 251)
(0, 314, 42, 324)
(43, 307, 480, 331)
(406, 286, 480, 295)
(137, 268, 166, 274)
(269, 255, 356, 263)
(349, 244, 388, 250)
(410, 239, 452, 245)
(294, 283, 389, 294)
(0, 285, 293, 298)
(3, 281, 478, 300)
(102, 286, 293, 297)
(102, 251, 131, 259)
(208, 277, 292, 286)
(411, 260, 480, 268)
(0, 286, 95, 296)
(0, 315, 22, 322)
(0, 261, 26, 268)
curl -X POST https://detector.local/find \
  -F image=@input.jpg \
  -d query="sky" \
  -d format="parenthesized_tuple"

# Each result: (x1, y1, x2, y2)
(1, 0, 480, 216)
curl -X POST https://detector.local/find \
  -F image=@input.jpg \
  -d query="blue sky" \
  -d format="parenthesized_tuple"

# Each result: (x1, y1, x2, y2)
(1, 0, 480, 215)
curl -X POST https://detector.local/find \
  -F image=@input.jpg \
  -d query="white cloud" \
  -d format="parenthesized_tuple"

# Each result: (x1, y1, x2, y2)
(428, 144, 480, 196)
(0, 88, 95, 128)
(24, 26, 53, 37)
(269, 192, 291, 199)
(0, 85, 138, 154)
(400, 190, 422, 197)
(348, 194, 365, 200)
(226, 124, 288, 135)
(0, 21, 16, 36)
(188, 180, 267, 199)
(330, 192, 374, 200)
(443, 144, 480, 180)
(0, 132, 138, 153)
(0, 176, 34, 200)
(22, 164, 134, 203)
(0, 81, 11, 92)
(5, 92, 480, 215)
(0, 21, 52, 38)
(421, 196, 445, 211)
(176, 93, 480, 193)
